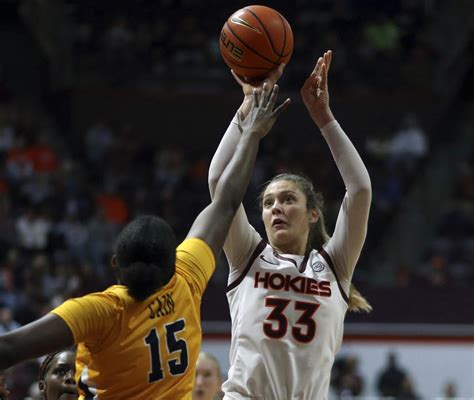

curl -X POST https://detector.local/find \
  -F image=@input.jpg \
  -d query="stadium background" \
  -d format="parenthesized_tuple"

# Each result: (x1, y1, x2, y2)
(0, 0, 472, 398)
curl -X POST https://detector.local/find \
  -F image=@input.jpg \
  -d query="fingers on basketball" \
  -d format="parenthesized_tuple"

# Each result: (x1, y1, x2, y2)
(231, 70, 243, 86)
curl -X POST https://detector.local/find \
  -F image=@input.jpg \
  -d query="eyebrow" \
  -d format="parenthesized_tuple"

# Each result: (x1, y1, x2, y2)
(55, 362, 72, 368)
(263, 190, 298, 200)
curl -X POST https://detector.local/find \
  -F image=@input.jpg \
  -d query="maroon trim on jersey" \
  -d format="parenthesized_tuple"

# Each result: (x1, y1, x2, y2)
(268, 249, 309, 273)
(226, 239, 266, 292)
(273, 251, 298, 269)
(319, 248, 349, 304)
(299, 251, 311, 273)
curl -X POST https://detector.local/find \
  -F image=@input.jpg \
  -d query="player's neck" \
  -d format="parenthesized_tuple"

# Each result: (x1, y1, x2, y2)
(271, 241, 306, 256)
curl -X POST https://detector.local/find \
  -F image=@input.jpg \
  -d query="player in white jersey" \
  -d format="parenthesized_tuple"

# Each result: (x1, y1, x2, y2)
(208, 51, 372, 399)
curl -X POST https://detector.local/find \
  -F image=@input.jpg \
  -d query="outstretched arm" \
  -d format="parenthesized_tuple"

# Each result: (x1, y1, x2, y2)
(208, 65, 286, 196)
(301, 51, 371, 289)
(190, 85, 290, 260)
(208, 66, 286, 267)
(0, 313, 74, 371)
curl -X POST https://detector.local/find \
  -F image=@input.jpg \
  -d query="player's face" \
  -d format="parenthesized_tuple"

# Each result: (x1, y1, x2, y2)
(193, 358, 221, 400)
(43, 351, 78, 400)
(262, 180, 317, 253)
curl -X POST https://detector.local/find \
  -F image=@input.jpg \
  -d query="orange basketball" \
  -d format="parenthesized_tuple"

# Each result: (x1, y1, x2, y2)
(219, 5, 294, 81)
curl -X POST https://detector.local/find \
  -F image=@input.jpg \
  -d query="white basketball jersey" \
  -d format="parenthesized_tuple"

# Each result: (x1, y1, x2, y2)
(222, 240, 349, 400)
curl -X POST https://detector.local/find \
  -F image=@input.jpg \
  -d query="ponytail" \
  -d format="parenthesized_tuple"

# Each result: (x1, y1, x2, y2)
(119, 261, 172, 301)
(348, 284, 372, 313)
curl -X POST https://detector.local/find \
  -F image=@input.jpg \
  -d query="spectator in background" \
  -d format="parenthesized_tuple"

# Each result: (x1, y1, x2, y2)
(441, 380, 457, 399)
(330, 355, 364, 397)
(361, 12, 402, 90)
(0, 194, 16, 254)
(0, 305, 20, 335)
(25, 132, 59, 175)
(193, 352, 223, 400)
(0, 249, 23, 311)
(96, 183, 129, 226)
(398, 376, 419, 400)
(377, 352, 408, 398)
(84, 120, 115, 168)
(16, 207, 51, 252)
(86, 209, 117, 273)
(339, 355, 364, 397)
(0, 375, 10, 399)
(5, 145, 34, 183)
(0, 107, 16, 155)
(363, 12, 401, 57)
(55, 211, 89, 263)
(387, 113, 428, 175)
(366, 113, 428, 178)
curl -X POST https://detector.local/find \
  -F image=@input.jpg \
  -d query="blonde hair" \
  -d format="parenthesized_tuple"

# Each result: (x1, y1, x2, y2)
(348, 284, 372, 313)
(198, 352, 222, 379)
(259, 173, 372, 313)
(196, 352, 222, 400)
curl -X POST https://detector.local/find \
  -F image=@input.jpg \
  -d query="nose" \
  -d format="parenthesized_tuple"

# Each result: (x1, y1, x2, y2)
(64, 370, 76, 384)
(195, 374, 204, 386)
(271, 201, 282, 214)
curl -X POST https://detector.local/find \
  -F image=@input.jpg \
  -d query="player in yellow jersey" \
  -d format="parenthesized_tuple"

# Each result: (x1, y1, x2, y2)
(0, 85, 290, 399)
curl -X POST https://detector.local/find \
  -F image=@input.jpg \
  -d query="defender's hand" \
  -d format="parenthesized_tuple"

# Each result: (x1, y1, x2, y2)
(233, 64, 286, 119)
(238, 83, 290, 139)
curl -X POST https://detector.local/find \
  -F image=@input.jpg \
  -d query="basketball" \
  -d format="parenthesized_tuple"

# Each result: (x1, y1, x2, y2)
(219, 5, 294, 81)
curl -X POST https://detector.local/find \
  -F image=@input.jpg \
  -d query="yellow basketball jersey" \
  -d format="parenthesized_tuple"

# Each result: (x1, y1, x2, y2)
(52, 238, 215, 400)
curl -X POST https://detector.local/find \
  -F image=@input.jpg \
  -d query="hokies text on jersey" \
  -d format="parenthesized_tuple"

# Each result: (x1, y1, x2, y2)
(254, 272, 332, 297)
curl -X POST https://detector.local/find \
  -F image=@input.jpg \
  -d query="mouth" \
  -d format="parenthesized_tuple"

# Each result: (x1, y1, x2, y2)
(193, 389, 205, 398)
(59, 394, 78, 400)
(59, 390, 78, 400)
(272, 218, 287, 229)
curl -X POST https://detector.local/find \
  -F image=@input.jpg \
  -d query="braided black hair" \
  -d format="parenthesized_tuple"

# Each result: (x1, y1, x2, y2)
(38, 348, 76, 381)
(39, 352, 62, 381)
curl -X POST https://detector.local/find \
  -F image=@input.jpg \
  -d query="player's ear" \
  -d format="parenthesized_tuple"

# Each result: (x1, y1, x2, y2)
(111, 254, 118, 270)
(38, 380, 46, 393)
(309, 208, 319, 224)
(111, 254, 122, 283)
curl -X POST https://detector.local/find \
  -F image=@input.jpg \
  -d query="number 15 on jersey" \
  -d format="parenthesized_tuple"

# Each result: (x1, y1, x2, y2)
(144, 319, 189, 383)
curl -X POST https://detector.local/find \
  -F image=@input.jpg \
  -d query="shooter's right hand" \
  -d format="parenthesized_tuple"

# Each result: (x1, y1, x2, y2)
(232, 64, 286, 119)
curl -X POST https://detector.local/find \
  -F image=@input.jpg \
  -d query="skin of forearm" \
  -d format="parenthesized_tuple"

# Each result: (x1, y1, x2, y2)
(213, 133, 260, 212)
(309, 107, 335, 130)
(238, 97, 253, 120)
(208, 127, 241, 198)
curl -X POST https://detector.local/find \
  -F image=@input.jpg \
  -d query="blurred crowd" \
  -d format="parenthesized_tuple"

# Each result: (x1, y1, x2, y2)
(66, 0, 438, 90)
(414, 157, 474, 287)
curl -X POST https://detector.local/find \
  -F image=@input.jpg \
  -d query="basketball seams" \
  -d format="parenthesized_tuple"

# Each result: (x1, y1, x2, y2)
(244, 7, 288, 58)
(244, 7, 278, 56)
(275, 13, 287, 65)
(225, 21, 280, 66)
